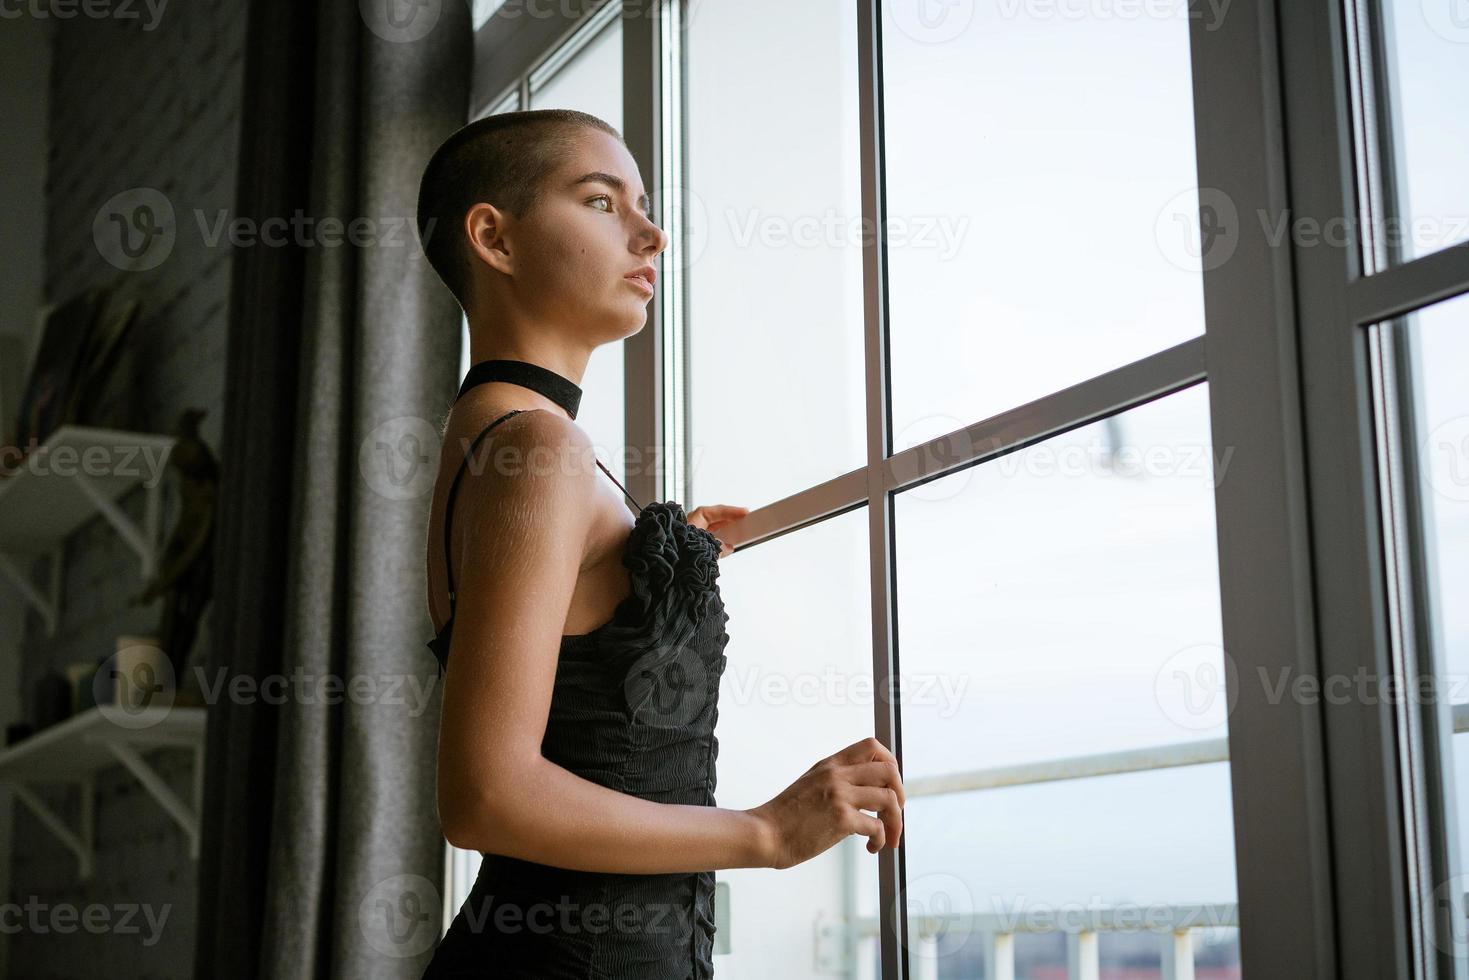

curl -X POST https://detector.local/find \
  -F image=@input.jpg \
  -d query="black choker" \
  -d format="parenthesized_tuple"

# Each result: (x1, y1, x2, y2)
(456, 359, 583, 420)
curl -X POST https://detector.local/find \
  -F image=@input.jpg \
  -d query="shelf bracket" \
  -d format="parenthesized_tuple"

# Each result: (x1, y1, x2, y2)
(10, 779, 95, 879)
(104, 742, 201, 858)
(71, 471, 161, 578)
(0, 552, 60, 636)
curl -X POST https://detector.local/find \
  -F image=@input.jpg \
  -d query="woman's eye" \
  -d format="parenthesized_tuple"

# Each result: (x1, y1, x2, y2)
(589, 195, 613, 211)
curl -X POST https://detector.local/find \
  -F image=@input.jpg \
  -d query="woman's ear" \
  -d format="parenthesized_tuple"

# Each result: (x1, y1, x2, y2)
(465, 202, 514, 277)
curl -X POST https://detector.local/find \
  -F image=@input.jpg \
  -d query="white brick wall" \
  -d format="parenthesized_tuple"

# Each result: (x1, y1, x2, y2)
(7, 1, 247, 976)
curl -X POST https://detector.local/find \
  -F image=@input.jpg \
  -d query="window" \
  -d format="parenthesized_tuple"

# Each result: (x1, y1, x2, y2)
(685, 0, 866, 509)
(893, 384, 1238, 977)
(1371, 0, 1469, 263)
(711, 507, 876, 971)
(452, 1, 1469, 974)
(1370, 294, 1469, 967)
(883, 3, 1208, 452)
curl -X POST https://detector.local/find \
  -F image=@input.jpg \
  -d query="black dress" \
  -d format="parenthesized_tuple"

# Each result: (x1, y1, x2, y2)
(423, 409, 729, 979)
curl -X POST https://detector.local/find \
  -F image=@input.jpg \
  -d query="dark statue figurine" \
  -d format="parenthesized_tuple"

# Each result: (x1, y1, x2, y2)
(132, 407, 218, 680)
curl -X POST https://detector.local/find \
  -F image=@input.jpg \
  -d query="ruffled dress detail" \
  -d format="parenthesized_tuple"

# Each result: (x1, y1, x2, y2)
(424, 500, 729, 979)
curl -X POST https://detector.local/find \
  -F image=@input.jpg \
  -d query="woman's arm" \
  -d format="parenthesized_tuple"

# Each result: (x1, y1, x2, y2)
(435, 409, 774, 873)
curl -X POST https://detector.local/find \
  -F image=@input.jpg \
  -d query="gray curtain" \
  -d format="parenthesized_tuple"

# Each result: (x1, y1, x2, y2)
(197, 0, 471, 976)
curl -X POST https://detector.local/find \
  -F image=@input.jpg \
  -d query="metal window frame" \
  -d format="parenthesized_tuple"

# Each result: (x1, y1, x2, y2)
(457, 0, 1469, 974)
(1278, 0, 1469, 978)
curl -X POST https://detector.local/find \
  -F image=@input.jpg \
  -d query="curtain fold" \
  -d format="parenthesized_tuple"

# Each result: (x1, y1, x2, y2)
(197, 1, 471, 976)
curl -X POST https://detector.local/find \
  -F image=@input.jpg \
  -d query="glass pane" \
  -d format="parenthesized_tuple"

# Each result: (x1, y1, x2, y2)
(883, 2, 1208, 452)
(1380, 0, 1469, 262)
(714, 507, 881, 975)
(687, 0, 866, 508)
(1384, 291, 1469, 961)
(893, 383, 1241, 978)
(530, 18, 629, 485)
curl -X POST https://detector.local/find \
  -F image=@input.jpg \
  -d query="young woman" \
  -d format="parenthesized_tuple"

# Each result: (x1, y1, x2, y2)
(415, 109, 905, 978)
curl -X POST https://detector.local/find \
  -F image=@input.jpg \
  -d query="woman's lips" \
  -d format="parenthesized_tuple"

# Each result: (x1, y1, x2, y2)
(625, 274, 654, 295)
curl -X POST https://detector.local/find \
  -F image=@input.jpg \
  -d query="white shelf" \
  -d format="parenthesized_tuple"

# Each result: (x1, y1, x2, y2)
(0, 425, 176, 635)
(0, 705, 207, 878)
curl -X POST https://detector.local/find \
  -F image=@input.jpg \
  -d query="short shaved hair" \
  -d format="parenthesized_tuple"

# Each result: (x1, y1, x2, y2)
(416, 109, 624, 317)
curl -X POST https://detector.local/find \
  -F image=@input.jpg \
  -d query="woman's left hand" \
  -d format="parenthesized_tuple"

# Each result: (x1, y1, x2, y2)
(686, 504, 750, 559)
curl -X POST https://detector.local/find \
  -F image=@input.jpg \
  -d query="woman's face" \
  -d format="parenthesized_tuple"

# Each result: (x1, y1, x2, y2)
(490, 128, 669, 344)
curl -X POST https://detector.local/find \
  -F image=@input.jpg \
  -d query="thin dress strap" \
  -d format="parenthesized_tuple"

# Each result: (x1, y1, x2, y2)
(442, 409, 524, 606)
(595, 459, 643, 512)
(439, 410, 646, 612)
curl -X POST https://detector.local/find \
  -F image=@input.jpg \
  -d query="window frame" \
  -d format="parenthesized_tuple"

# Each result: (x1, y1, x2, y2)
(455, 0, 1469, 974)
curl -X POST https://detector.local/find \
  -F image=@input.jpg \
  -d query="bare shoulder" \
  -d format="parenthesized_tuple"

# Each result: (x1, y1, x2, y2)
(448, 408, 600, 548)
(470, 408, 597, 492)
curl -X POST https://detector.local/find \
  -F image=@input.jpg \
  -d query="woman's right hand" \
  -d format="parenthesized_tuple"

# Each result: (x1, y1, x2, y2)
(745, 736, 905, 870)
